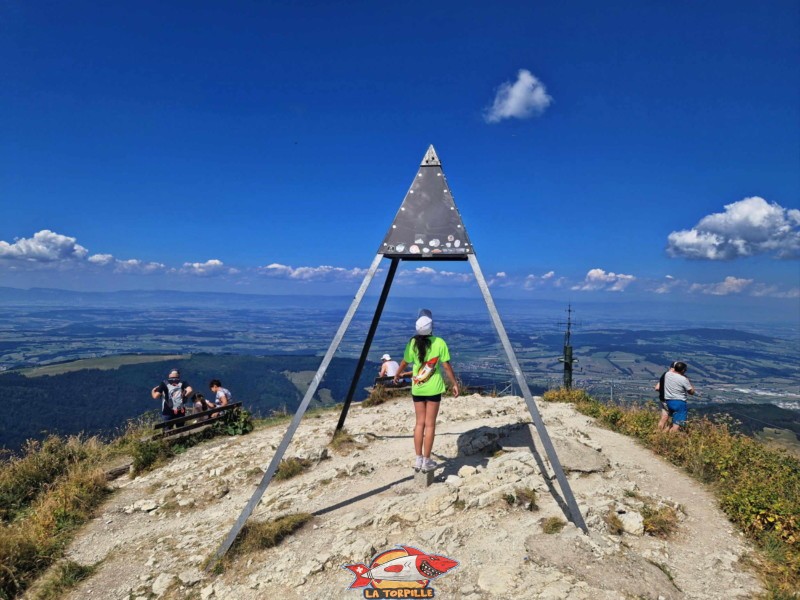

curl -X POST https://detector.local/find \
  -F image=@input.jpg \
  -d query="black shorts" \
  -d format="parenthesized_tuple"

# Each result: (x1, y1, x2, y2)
(413, 393, 441, 403)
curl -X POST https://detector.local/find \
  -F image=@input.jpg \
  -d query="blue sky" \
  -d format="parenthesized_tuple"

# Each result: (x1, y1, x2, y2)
(1, 1, 798, 316)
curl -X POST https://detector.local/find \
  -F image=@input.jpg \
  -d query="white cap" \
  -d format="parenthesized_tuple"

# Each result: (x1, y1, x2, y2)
(381, 354, 391, 361)
(415, 315, 433, 335)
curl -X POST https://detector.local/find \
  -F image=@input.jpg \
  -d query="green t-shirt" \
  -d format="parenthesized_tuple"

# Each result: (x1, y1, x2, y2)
(403, 336, 451, 396)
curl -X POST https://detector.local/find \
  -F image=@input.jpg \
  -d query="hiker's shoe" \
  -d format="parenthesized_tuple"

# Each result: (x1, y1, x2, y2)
(421, 458, 438, 473)
(414, 456, 424, 472)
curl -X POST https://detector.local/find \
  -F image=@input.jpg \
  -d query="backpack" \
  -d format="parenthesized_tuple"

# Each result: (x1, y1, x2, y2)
(163, 381, 186, 412)
(658, 371, 667, 403)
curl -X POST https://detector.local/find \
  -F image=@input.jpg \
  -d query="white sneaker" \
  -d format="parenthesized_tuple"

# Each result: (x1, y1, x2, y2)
(421, 458, 438, 473)
(414, 456, 424, 471)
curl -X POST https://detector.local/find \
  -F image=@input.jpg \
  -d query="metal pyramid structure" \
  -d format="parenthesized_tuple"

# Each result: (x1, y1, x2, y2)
(380, 145, 473, 259)
(209, 146, 586, 566)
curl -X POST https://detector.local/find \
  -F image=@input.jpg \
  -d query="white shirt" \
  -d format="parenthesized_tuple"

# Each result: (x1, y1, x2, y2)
(380, 360, 400, 377)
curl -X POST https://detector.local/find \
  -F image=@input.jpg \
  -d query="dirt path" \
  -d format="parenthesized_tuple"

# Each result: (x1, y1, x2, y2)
(54, 395, 762, 600)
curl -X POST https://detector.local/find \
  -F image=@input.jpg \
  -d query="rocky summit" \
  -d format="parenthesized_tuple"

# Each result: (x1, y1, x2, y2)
(56, 394, 761, 599)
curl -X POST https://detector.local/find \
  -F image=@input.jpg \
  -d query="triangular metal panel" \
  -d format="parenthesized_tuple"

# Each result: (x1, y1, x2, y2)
(379, 145, 473, 260)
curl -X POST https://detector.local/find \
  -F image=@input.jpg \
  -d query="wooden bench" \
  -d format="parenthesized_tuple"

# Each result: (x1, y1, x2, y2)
(151, 402, 243, 440)
(373, 375, 411, 388)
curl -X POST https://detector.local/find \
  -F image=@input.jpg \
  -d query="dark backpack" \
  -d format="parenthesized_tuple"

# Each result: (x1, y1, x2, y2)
(658, 371, 667, 402)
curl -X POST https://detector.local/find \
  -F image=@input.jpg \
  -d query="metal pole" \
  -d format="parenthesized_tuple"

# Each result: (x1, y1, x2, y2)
(468, 254, 587, 533)
(335, 257, 399, 433)
(208, 253, 383, 566)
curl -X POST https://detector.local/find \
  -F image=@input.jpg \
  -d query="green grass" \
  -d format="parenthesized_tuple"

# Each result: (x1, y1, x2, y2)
(543, 387, 800, 597)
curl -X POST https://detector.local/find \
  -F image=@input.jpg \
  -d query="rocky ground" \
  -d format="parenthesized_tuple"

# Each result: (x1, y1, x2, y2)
(50, 394, 762, 600)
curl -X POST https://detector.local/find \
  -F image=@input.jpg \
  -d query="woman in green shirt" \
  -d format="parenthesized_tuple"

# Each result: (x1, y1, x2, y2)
(394, 311, 459, 473)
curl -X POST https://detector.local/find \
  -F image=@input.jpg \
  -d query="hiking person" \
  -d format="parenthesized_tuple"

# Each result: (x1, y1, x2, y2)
(151, 369, 193, 423)
(662, 361, 695, 432)
(394, 310, 459, 473)
(655, 362, 676, 431)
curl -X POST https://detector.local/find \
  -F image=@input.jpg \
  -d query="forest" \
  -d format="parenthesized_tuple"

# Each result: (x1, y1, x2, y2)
(0, 354, 371, 454)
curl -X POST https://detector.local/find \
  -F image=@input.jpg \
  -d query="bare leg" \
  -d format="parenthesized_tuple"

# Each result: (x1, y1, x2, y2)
(658, 410, 670, 431)
(413, 401, 426, 457)
(669, 423, 681, 433)
(422, 401, 441, 458)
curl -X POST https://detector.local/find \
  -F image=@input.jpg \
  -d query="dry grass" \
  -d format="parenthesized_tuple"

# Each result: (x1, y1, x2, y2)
(26, 560, 97, 600)
(642, 505, 680, 539)
(0, 463, 109, 599)
(274, 457, 312, 481)
(227, 513, 313, 559)
(605, 511, 625, 535)
(514, 487, 539, 511)
(541, 517, 566, 534)
(328, 429, 363, 455)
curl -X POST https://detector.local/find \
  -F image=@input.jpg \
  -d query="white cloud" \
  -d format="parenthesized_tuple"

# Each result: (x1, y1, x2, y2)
(651, 275, 686, 294)
(688, 276, 753, 296)
(523, 270, 564, 289)
(397, 266, 472, 284)
(181, 259, 238, 277)
(88, 252, 166, 274)
(484, 69, 553, 123)
(115, 259, 167, 274)
(667, 197, 800, 260)
(88, 253, 115, 266)
(0, 230, 88, 263)
(259, 263, 367, 281)
(572, 268, 636, 292)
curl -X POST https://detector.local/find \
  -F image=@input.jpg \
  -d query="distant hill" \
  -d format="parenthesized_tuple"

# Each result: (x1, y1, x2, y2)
(0, 354, 374, 453)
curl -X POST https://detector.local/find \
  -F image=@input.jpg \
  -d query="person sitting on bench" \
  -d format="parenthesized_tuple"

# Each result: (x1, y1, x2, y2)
(379, 354, 410, 385)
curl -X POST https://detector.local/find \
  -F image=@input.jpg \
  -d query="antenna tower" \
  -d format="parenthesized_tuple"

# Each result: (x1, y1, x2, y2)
(557, 304, 578, 389)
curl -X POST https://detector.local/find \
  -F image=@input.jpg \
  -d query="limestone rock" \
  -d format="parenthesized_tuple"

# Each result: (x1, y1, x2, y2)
(151, 572, 174, 597)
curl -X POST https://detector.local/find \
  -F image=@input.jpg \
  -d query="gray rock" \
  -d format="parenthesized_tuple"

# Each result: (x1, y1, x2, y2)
(619, 511, 645, 536)
(151, 573, 174, 597)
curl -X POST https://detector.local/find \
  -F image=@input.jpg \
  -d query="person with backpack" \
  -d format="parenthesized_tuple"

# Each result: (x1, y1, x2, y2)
(393, 310, 459, 473)
(654, 362, 676, 431)
(151, 369, 193, 423)
(661, 361, 696, 432)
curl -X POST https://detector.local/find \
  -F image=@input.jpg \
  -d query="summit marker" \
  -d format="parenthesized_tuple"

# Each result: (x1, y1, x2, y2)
(209, 145, 586, 566)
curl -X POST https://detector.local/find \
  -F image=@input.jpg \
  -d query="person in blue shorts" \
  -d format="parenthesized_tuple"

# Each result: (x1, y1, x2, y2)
(663, 361, 695, 432)
(394, 310, 459, 473)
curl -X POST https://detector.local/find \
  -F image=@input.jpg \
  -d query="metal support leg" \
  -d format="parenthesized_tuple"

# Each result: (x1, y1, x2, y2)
(468, 254, 587, 533)
(335, 257, 399, 434)
(208, 254, 383, 566)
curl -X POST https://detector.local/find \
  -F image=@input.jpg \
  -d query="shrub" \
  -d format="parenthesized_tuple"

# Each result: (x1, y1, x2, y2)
(213, 407, 254, 436)
(129, 438, 173, 476)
